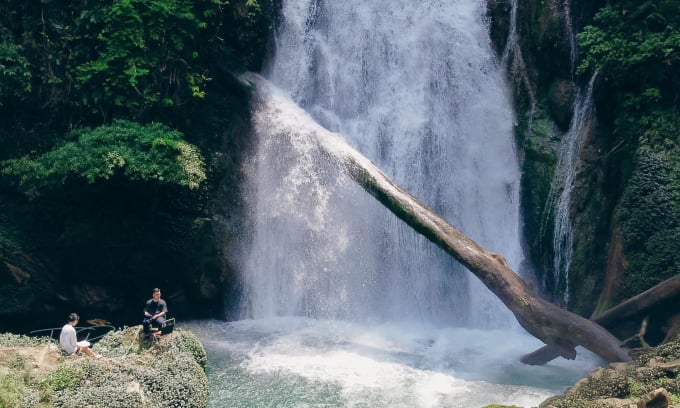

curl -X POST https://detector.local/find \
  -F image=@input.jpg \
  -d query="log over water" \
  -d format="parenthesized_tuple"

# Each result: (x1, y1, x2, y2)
(245, 73, 631, 364)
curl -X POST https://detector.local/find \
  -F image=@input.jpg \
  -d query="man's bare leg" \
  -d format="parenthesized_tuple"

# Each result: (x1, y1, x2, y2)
(79, 346, 101, 359)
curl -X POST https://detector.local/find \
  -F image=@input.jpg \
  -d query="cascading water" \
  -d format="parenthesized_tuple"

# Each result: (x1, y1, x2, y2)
(544, 75, 597, 305)
(562, 0, 578, 73)
(247, 0, 522, 328)
(184, 1, 603, 406)
(501, 0, 537, 111)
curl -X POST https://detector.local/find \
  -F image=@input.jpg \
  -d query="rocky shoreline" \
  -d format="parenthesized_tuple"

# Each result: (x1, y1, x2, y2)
(537, 340, 680, 408)
(0, 326, 208, 408)
(3, 327, 680, 407)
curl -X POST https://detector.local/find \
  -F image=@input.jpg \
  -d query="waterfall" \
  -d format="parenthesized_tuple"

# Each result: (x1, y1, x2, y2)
(544, 75, 596, 304)
(189, 1, 604, 405)
(501, 0, 537, 111)
(239, 0, 524, 329)
(540, 0, 594, 304)
(562, 0, 578, 74)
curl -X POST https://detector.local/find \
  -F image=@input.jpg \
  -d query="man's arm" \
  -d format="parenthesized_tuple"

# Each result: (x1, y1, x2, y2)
(150, 300, 167, 320)
(153, 300, 167, 319)
(144, 300, 152, 318)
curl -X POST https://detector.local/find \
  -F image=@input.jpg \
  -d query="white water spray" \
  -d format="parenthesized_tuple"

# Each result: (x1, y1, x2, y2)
(240, 0, 524, 328)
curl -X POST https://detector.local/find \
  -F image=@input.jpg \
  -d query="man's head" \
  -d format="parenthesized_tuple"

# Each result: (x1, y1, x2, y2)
(152, 288, 161, 299)
(68, 313, 79, 323)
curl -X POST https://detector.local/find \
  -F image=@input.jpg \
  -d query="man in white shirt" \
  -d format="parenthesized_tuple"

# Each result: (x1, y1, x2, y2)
(59, 313, 101, 359)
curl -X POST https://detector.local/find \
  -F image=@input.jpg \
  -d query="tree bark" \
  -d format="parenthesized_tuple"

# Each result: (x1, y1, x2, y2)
(523, 273, 680, 364)
(248, 74, 631, 364)
(592, 273, 680, 328)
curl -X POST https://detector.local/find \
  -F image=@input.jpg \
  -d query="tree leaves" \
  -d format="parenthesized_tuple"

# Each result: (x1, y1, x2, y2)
(1, 120, 206, 198)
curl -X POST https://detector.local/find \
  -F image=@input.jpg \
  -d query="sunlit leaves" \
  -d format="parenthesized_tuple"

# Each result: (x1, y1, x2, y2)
(576, 0, 680, 147)
(1, 120, 206, 198)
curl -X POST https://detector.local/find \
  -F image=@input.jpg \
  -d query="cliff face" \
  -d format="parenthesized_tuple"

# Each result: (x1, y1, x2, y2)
(490, 0, 680, 334)
(487, 0, 624, 316)
(0, 78, 254, 332)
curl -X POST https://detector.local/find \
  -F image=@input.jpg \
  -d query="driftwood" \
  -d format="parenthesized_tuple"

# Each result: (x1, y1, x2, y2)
(523, 273, 680, 364)
(593, 274, 680, 327)
(248, 74, 631, 364)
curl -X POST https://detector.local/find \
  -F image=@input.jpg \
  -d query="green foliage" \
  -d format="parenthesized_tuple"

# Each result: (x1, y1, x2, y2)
(0, 335, 50, 407)
(74, 0, 218, 117)
(577, 1, 680, 80)
(42, 364, 84, 392)
(0, 328, 209, 408)
(231, 0, 272, 70)
(617, 149, 680, 297)
(577, 0, 680, 148)
(160, 329, 208, 369)
(0, 27, 31, 102)
(1, 120, 206, 198)
(0, 333, 51, 348)
(0, 374, 27, 408)
(0, 0, 272, 142)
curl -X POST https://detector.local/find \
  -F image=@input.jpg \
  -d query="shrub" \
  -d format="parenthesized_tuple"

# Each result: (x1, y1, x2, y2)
(1, 120, 206, 198)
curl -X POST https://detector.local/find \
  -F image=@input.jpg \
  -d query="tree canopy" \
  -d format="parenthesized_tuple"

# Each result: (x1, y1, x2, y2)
(2, 120, 206, 198)
(0, 0, 273, 325)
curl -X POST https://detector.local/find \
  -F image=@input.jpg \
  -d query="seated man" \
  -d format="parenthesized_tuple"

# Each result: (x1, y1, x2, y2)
(142, 287, 168, 334)
(59, 313, 101, 358)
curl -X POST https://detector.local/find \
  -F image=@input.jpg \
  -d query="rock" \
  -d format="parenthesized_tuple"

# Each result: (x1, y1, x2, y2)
(636, 388, 672, 408)
(646, 358, 680, 371)
(547, 79, 575, 131)
(610, 362, 632, 371)
(0, 327, 209, 407)
(486, 0, 513, 54)
(595, 398, 637, 408)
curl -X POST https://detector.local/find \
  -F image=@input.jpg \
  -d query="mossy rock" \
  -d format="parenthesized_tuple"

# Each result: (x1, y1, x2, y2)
(540, 339, 680, 407)
(0, 326, 208, 408)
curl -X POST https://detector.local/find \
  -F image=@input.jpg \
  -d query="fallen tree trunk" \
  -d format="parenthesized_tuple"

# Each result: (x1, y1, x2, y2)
(247, 74, 630, 364)
(523, 273, 680, 364)
(340, 146, 630, 363)
(592, 273, 680, 328)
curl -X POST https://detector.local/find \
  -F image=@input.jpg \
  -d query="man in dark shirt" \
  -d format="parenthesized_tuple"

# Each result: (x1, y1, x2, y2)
(143, 287, 167, 334)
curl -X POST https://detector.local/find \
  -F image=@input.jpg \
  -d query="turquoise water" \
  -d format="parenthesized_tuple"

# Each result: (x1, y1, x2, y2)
(185, 318, 602, 408)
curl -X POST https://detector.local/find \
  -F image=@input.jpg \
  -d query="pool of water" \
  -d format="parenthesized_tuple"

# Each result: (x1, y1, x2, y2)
(184, 318, 602, 408)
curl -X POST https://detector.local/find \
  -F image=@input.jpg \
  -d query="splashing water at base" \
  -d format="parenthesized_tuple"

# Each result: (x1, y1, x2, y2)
(185, 319, 602, 408)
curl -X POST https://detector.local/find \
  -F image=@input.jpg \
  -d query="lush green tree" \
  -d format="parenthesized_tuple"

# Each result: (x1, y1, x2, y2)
(74, 0, 218, 119)
(0, 0, 271, 155)
(0, 0, 272, 328)
(577, 0, 680, 148)
(1, 120, 206, 198)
